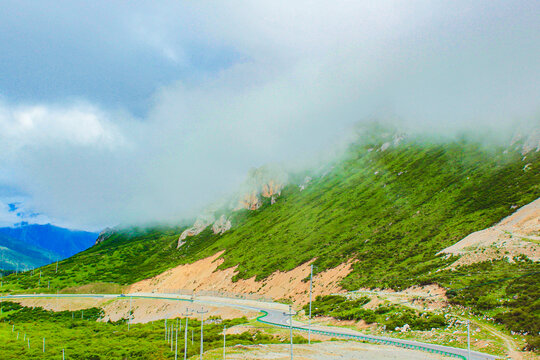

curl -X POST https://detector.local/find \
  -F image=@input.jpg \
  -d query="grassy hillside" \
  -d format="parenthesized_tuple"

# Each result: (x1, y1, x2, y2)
(2, 131, 538, 349)
(192, 140, 538, 289)
(1, 226, 186, 291)
(4, 134, 539, 289)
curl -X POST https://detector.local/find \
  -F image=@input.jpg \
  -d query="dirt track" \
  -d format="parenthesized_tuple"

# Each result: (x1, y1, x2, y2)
(202, 341, 454, 359)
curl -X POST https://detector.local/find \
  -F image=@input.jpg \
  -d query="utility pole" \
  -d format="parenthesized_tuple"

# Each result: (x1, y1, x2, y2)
(467, 320, 471, 360)
(63, 348, 65, 360)
(197, 307, 208, 360)
(284, 305, 295, 360)
(165, 319, 168, 340)
(223, 326, 226, 360)
(308, 264, 313, 344)
(171, 324, 174, 351)
(182, 309, 193, 360)
(43, 337, 45, 352)
(175, 319, 180, 360)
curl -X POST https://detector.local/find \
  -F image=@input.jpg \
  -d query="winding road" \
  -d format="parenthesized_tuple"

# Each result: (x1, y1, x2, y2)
(1, 293, 498, 360)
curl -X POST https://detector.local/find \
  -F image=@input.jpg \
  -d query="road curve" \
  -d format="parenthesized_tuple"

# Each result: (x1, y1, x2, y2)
(0, 293, 498, 360)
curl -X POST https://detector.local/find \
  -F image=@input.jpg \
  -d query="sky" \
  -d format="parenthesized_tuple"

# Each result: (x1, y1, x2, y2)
(0, 1, 539, 231)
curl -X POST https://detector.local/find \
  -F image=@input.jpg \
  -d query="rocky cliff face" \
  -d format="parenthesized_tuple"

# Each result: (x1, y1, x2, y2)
(261, 179, 282, 198)
(177, 165, 288, 247)
(236, 191, 262, 210)
(177, 215, 215, 248)
(212, 215, 232, 235)
(95, 228, 114, 245)
(510, 127, 540, 155)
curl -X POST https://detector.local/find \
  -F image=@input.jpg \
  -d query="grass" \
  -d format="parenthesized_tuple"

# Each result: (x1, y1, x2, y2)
(305, 300, 511, 357)
(305, 295, 447, 331)
(0, 301, 287, 359)
(1, 226, 187, 292)
(2, 129, 539, 351)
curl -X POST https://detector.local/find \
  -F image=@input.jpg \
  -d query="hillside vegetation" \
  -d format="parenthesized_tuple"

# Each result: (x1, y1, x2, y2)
(5, 131, 539, 290)
(3, 130, 539, 349)
(0, 302, 283, 359)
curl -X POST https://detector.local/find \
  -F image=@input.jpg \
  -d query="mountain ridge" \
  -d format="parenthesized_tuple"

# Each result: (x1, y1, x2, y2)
(3, 129, 539, 350)
(0, 223, 97, 269)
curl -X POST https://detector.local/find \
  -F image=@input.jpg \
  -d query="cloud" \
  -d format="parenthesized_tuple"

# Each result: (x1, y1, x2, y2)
(0, 198, 51, 228)
(0, 100, 125, 151)
(0, 1, 539, 230)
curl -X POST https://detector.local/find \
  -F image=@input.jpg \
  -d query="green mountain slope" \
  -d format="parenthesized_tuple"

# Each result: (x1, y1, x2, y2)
(5, 133, 539, 290)
(178, 136, 539, 289)
(3, 131, 539, 349)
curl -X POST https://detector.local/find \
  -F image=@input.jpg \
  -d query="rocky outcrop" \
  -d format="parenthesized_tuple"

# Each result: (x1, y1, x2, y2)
(299, 176, 312, 191)
(237, 191, 261, 210)
(234, 166, 286, 209)
(261, 180, 283, 198)
(510, 128, 540, 155)
(212, 215, 232, 235)
(178, 165, 287, 246)
(177, 215, 215, 248)
(95, 228, 114, 245)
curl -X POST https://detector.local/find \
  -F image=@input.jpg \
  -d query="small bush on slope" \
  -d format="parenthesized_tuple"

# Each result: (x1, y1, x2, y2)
(303, 295, 447, 331)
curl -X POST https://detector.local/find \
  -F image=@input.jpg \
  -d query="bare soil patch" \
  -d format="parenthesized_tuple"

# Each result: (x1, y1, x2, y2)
(203, 341, 453, 359)
(440, 198, 539, 267)
(100, 298, 258, 324)
(129, 252, 354, 305)
(9, 297, 109, 311)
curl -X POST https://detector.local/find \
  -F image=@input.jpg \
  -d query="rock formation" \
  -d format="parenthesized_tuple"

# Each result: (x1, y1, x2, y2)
(261, 179, 283, 198)
(95, 228, 114, 245)
(237, 191, 261, 210)
(212, 215, 232, 235)
(177, 215, 215, 248)
(299, 176, 312, 191)
(178, 165, 287, 246)
(511, 127, 540, 155)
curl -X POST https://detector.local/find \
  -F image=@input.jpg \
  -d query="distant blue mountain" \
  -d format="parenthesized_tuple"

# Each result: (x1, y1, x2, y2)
(0, 232, 56, 271)
(0, 224, 97, 269)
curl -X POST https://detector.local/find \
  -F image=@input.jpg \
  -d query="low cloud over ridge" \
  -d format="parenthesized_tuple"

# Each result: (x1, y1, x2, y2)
(0, 1, 539, 230)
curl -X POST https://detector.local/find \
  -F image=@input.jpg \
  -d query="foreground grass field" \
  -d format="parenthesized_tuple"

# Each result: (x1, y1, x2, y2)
(0, 301, 290, 360)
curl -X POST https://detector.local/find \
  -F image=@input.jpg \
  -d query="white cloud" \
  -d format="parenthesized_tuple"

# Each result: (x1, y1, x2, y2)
(0, 101, 125, 152)
(0, 1, 539, 230)
(0, 198, 51, 228)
